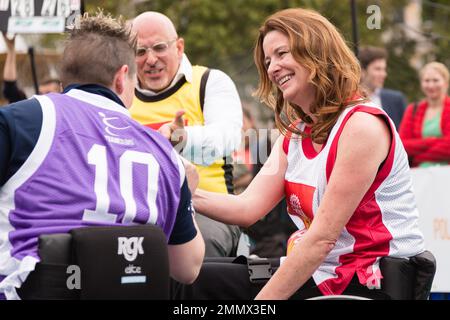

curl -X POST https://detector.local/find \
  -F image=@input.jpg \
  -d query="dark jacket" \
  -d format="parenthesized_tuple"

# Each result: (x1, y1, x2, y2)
(380, 88, 407, 130)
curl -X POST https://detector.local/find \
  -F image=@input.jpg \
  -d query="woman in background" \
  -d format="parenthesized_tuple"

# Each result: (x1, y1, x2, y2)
(399, 62, 450, 167)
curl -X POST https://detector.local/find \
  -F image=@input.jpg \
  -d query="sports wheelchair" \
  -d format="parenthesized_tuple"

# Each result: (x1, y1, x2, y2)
(171, 251, 436, 300)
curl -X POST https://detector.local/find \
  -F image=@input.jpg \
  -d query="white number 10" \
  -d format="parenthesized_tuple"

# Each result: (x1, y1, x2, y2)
(82, 144, 160, 224)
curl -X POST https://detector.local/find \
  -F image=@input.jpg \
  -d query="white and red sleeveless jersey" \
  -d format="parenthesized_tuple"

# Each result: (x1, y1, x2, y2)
(283, 103, 425, 295)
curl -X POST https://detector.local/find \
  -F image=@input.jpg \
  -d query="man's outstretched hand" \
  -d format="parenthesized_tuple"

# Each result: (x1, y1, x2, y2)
(158, 110, 188, 151)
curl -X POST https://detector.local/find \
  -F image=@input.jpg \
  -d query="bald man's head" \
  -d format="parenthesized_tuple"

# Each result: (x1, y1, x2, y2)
(132, 11, 184, 92)
(132, 12, 178, 39)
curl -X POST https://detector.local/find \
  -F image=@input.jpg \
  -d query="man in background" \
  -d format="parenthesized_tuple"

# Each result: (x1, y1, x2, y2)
(359, 46, 407, 129)
(131, 12, 243, 257)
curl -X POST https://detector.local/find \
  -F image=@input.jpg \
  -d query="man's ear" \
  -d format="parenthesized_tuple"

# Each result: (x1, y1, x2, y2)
(113, 65, 129, 95)
(176, 37, 184, 60)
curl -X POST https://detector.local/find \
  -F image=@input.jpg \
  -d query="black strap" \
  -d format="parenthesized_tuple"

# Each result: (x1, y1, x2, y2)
(199, 68, 211, 112)
(17, 263, 80, 300)
(246, 257, 280, 284)
(134, 77, 187, 102)
(222, 156, 234, 194)
(248, 260, 274, 283)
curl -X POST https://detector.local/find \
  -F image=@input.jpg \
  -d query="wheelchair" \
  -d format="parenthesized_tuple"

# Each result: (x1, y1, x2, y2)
(17, 224, 436, 300)
(305, 250, 437, 300)
(171, 251, 436, 300)
(17, 225, 170, 300)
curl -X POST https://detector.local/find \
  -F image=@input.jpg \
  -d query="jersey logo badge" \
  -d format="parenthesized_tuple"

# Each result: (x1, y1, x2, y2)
(99, 112, 131, 137)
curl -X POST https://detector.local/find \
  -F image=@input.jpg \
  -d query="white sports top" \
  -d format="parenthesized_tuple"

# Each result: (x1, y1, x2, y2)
(283, 103, 425, 295)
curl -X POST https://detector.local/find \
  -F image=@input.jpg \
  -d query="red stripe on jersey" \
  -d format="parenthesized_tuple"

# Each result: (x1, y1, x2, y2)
(145, 121, 170, 130)
(318, 200, 394, 295)
(301, 126, 327, 159)
(318, 106, 395, 295)
(326, 106, 396, 198)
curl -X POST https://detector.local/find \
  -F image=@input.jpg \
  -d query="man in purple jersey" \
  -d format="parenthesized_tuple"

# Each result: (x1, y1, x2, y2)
(0, 12, 204, 300)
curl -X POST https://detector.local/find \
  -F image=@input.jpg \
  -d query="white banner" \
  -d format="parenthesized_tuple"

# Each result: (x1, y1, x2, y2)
(411, 166, 450, 293)
(1, 0, 83, 33)
(8, 16, 65, 33)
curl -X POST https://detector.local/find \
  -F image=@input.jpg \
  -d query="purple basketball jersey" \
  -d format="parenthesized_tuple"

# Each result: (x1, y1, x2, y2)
(1, 89, 183, 269)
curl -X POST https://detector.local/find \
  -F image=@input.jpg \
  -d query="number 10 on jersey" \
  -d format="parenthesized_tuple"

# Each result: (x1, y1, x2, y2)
(82, 144, 160, 225)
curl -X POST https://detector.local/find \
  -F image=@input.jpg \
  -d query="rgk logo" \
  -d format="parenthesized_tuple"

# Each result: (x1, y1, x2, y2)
(118, 237, 144, 262)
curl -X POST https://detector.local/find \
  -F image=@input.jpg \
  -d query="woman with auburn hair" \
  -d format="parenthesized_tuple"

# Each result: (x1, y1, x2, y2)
(192, 8, 425, 300)
(399, 62, 450, 167)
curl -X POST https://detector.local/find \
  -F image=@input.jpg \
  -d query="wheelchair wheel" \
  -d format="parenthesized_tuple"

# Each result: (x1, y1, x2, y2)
(306, 295, 372, 300)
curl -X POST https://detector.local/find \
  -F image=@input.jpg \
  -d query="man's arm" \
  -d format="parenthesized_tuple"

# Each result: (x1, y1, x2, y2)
(167, 178, 205, 284)
(0, 99, 42, 186)
(182, 69, 243, 165)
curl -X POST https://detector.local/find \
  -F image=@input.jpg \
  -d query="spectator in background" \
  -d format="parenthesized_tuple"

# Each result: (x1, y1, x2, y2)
(35, 77, 62, 95)
(2, 32, 61, 103)
(358, 46, 407, 129)
(130, 11, 242, 257)
(399, 62, 450, 168)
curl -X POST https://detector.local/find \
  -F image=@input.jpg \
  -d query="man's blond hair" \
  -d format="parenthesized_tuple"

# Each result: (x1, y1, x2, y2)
(61, 11, 137, 88)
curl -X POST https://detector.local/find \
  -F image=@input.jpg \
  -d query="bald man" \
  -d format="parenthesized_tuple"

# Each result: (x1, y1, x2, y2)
(130, 12, 243, 257)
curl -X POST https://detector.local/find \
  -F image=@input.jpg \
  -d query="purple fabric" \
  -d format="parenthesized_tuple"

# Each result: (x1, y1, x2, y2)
(7, 93, 181, 260)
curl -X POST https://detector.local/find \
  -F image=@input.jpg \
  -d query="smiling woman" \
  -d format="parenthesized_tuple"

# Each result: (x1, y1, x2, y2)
(188, 7, 427, 300)
(253, 8, 363, 145)
(262, 30, 315, 115)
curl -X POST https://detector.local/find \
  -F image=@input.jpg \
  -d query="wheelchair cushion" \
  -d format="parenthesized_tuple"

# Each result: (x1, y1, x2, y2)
(380, 256, 416, 299)
(410, 250, 436, 300)
(38, 233, 72, 264)
(17, 263, 79, 300)
(18, 234, 76, 299)
(70, 225, 170, 300)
